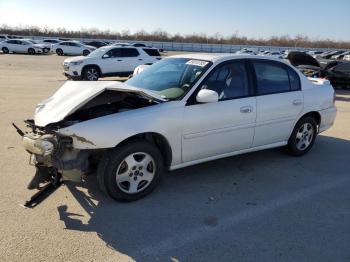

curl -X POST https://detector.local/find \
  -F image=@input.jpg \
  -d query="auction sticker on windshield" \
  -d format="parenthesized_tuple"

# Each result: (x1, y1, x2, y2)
(186, 60, 209, 67)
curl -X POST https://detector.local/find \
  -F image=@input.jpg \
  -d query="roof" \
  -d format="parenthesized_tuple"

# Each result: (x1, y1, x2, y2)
(169, 53, 285, 63)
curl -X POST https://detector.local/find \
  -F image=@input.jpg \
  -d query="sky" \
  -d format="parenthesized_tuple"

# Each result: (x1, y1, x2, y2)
(0, 0, 349, 41)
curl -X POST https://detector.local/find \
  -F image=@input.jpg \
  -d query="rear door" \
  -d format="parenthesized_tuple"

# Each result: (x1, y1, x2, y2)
(4, 40, 17, 51)
(68, 42, 82, 55)
(120, 48, 142, 72)
(250, 59, 303, 147)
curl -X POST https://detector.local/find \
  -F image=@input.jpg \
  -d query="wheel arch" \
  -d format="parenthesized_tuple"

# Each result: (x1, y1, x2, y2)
(298, 111, 321, 127)
(290, 111, 321, 137)
(82, 64, 102, 76)
(116, 132, 173, 169)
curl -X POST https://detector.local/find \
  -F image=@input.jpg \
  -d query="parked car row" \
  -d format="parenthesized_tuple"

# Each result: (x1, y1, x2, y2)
(286, 51, 350, 88)
(234, 48, 350, 62)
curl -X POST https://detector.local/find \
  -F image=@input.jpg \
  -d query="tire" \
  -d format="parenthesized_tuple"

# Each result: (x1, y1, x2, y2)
(56, 48, 63, 56)
(82, 66, 100, 81)
(287, 116, 317, 156)
(28, 48, 35, 55)
(2, 47, 9, 54)
(82, 49, 90, 56)
(97, 140, 164, 202)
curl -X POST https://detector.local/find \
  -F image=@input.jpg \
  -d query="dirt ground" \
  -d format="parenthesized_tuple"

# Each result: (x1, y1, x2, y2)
(0, 53, 349, 262)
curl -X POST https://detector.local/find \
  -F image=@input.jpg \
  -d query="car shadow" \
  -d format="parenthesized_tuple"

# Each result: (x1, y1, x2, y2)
(57, 135, 350, 261)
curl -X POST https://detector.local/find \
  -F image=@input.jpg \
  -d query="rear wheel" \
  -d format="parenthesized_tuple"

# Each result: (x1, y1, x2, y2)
(287, 116, 317, 156)
(82, 49, 90, 56)
(28, 48, 35, 55)
(56, 48, 63, 56)
(82, 66, 100, 81)
(97, 140, 164, 202)
(2, 47, 9, 54)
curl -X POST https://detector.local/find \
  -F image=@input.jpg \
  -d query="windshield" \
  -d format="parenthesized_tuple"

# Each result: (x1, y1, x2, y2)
(88, 47, 109, 57)
(28, 40, 37, 44)
(126, 58, 212, 100)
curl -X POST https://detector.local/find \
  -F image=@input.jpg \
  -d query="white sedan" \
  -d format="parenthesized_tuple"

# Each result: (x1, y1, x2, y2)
(18, 54, 336, 202)
(0, 39, 49, 54)
(51, 41, 96, 56)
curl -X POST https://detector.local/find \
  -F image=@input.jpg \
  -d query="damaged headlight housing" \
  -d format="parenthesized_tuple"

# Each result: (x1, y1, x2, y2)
(22, 136, 55, 156)
(36, 139, 54, 156)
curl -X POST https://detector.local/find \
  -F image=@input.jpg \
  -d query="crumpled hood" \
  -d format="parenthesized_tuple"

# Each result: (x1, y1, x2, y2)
(34, 81, 166, 127)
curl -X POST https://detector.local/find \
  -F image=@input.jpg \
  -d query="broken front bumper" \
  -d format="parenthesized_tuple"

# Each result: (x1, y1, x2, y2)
(19, 127, 91, 187)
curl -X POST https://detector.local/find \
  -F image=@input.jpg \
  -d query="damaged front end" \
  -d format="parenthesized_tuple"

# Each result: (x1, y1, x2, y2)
(15, 120, 91, 192)
(15, 81, 164, 207)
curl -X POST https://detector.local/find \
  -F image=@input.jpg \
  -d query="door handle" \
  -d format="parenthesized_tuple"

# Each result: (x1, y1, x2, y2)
(138, 59, 143, 61)
(292, 99, 302, 106)
(240, 106, 253, 113)
(117, 59, 123, 61)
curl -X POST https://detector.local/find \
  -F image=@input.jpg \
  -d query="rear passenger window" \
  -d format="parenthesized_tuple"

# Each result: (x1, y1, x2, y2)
(289, 69, 301, 91)
(143, 48, 160, 56)
(121, 48, 139, 57)
(253, 62, 290, 95)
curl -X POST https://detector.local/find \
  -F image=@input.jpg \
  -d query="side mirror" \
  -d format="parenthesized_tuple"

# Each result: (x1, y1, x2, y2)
(102, 54, 110, 59)
(196, 89, 219, 103)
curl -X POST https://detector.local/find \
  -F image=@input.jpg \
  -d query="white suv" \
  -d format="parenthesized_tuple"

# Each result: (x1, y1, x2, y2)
(62, 45, 162, 80)
(52, 41, 96, 56)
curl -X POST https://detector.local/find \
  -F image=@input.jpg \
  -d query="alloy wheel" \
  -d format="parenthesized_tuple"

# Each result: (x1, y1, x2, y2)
(115, 152, 156, 194)
(86, 68, 99, 80)
(295, 123, 314, 151)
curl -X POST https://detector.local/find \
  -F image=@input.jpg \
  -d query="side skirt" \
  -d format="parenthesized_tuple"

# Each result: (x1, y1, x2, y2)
(169, 141, 287, 171)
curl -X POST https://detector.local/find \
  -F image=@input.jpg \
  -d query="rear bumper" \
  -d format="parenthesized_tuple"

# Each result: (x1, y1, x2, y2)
(319, 106, 337, 133)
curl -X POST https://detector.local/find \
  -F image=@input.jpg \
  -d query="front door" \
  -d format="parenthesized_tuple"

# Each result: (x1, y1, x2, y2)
(182, 60, 257, 162)
(100, 48, 124, 74)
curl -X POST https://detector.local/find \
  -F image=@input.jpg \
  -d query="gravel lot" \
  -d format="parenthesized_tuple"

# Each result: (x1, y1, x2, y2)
(0, 53, 349, 262)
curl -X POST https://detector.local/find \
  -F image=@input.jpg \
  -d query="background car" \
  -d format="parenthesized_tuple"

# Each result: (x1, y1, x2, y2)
(286, 51, 321, 77)
(0, 39, 49, 54)
(0, 34, 9, 42)
(62, 45, 162, 80)
(51, 41, 96, 56)
(83, 41, 109, 48)
(319, 50, 344, 59)
(332, 51, 350, 60)
(320, 61, 350, 88)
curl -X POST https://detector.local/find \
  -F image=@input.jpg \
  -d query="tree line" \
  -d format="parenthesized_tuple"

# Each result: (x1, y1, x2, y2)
(1, 25, 349, 49)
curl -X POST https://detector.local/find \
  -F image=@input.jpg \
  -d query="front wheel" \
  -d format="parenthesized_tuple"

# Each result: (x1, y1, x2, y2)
(56, 48, 63, 56)
(287, 116, 317, 156)
(97, 140, 164, 202)
(28, 48, 35, 55)
(82, 66, 99, 81)
(82, 49, 90, 56)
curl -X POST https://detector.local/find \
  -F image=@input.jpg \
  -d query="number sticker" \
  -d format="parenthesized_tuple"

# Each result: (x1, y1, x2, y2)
(186, 60, 209, 67)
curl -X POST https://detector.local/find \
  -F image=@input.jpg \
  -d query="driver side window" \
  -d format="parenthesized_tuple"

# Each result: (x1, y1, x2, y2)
(104, 48, 121, 58)
(200, 61, 250, 100)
